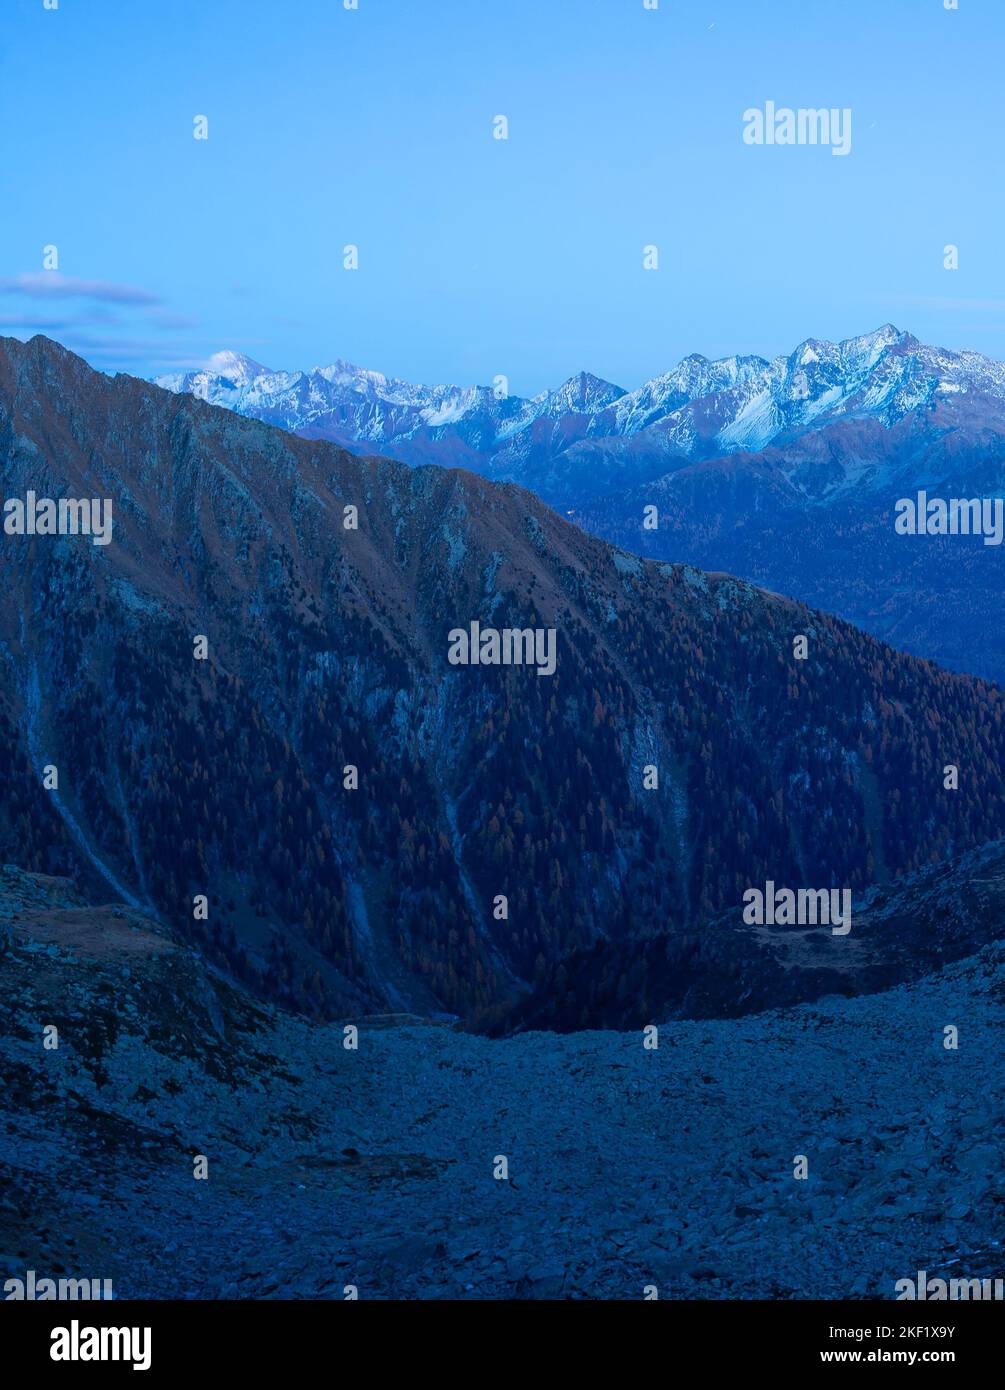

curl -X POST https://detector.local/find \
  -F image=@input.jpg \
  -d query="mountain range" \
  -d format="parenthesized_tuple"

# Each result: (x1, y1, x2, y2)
(6, 331, 1005, 1302)
(158, 327, 1005, 682)
(157, 325, 1005, 503)
(4, 333, 1005, 1030)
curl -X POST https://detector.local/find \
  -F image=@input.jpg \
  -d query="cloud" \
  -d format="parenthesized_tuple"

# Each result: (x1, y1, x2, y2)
(60, 340, 202, 369)
(0, 270, 270, 376)
(0, 314, 80, 331)
(0, 269, 204, 371)
(0, 307, 120, 331)
(53, 332, 271, 372)
(0, 272, 161, 305)
(59, 333, 193, 358)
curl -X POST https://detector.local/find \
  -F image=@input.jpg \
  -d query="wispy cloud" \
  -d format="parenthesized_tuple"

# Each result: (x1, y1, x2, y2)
(58, 333, 195, 360)
(52, 332, 271, 373)
(0, 270, 270, 376)
(0, 306, 120, 331)
(0, 270, 209, 372)
(0, 313, 81, 331)
(0, 272, 161, 305)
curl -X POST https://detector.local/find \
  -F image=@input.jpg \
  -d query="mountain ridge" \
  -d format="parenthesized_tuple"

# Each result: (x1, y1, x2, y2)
(5, 332, 1005, 1026)
(153, 324, 1005, 504)
(152, 325, 1005, 681)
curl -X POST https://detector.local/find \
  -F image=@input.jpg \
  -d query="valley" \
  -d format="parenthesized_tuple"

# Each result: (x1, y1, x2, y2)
(3, 333, 1005, 1027)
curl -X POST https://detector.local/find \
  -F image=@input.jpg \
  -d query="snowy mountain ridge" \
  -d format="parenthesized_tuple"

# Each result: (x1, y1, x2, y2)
(154, 325, 1005, 499)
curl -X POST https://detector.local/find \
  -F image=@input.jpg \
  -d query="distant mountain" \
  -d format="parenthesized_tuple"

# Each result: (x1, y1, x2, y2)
(158, 326, 1005, 680)
(6, 333, 1005, 1027)
(155, 325, 1005, 503)
(571, 403, 1005, 683)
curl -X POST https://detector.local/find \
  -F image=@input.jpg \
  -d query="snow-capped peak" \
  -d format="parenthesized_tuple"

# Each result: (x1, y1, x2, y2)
(545, 371, 627, 414)
(313, 359, 389, 390)
(202, 350, 272, 387)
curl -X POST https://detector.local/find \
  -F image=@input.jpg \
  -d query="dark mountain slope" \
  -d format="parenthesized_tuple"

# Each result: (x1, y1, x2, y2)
(2, 334, 1005, 1022)
(497, 838, 1005, 1034)
(573, 409, 1005, 682)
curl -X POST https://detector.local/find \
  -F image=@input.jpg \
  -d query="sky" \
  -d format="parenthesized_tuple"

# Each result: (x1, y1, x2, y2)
(2, 0, 1004, 396)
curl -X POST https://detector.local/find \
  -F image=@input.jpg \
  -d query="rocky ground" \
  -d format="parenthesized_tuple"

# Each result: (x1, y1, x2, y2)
(1, 865, 1002, 1300)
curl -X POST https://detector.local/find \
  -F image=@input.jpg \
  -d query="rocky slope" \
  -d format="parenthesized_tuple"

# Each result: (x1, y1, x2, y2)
(2, 864, 1002, 1300)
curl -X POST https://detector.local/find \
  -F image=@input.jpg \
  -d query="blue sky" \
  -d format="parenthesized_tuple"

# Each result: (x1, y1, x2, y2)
(2, 0, 1003, 394)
